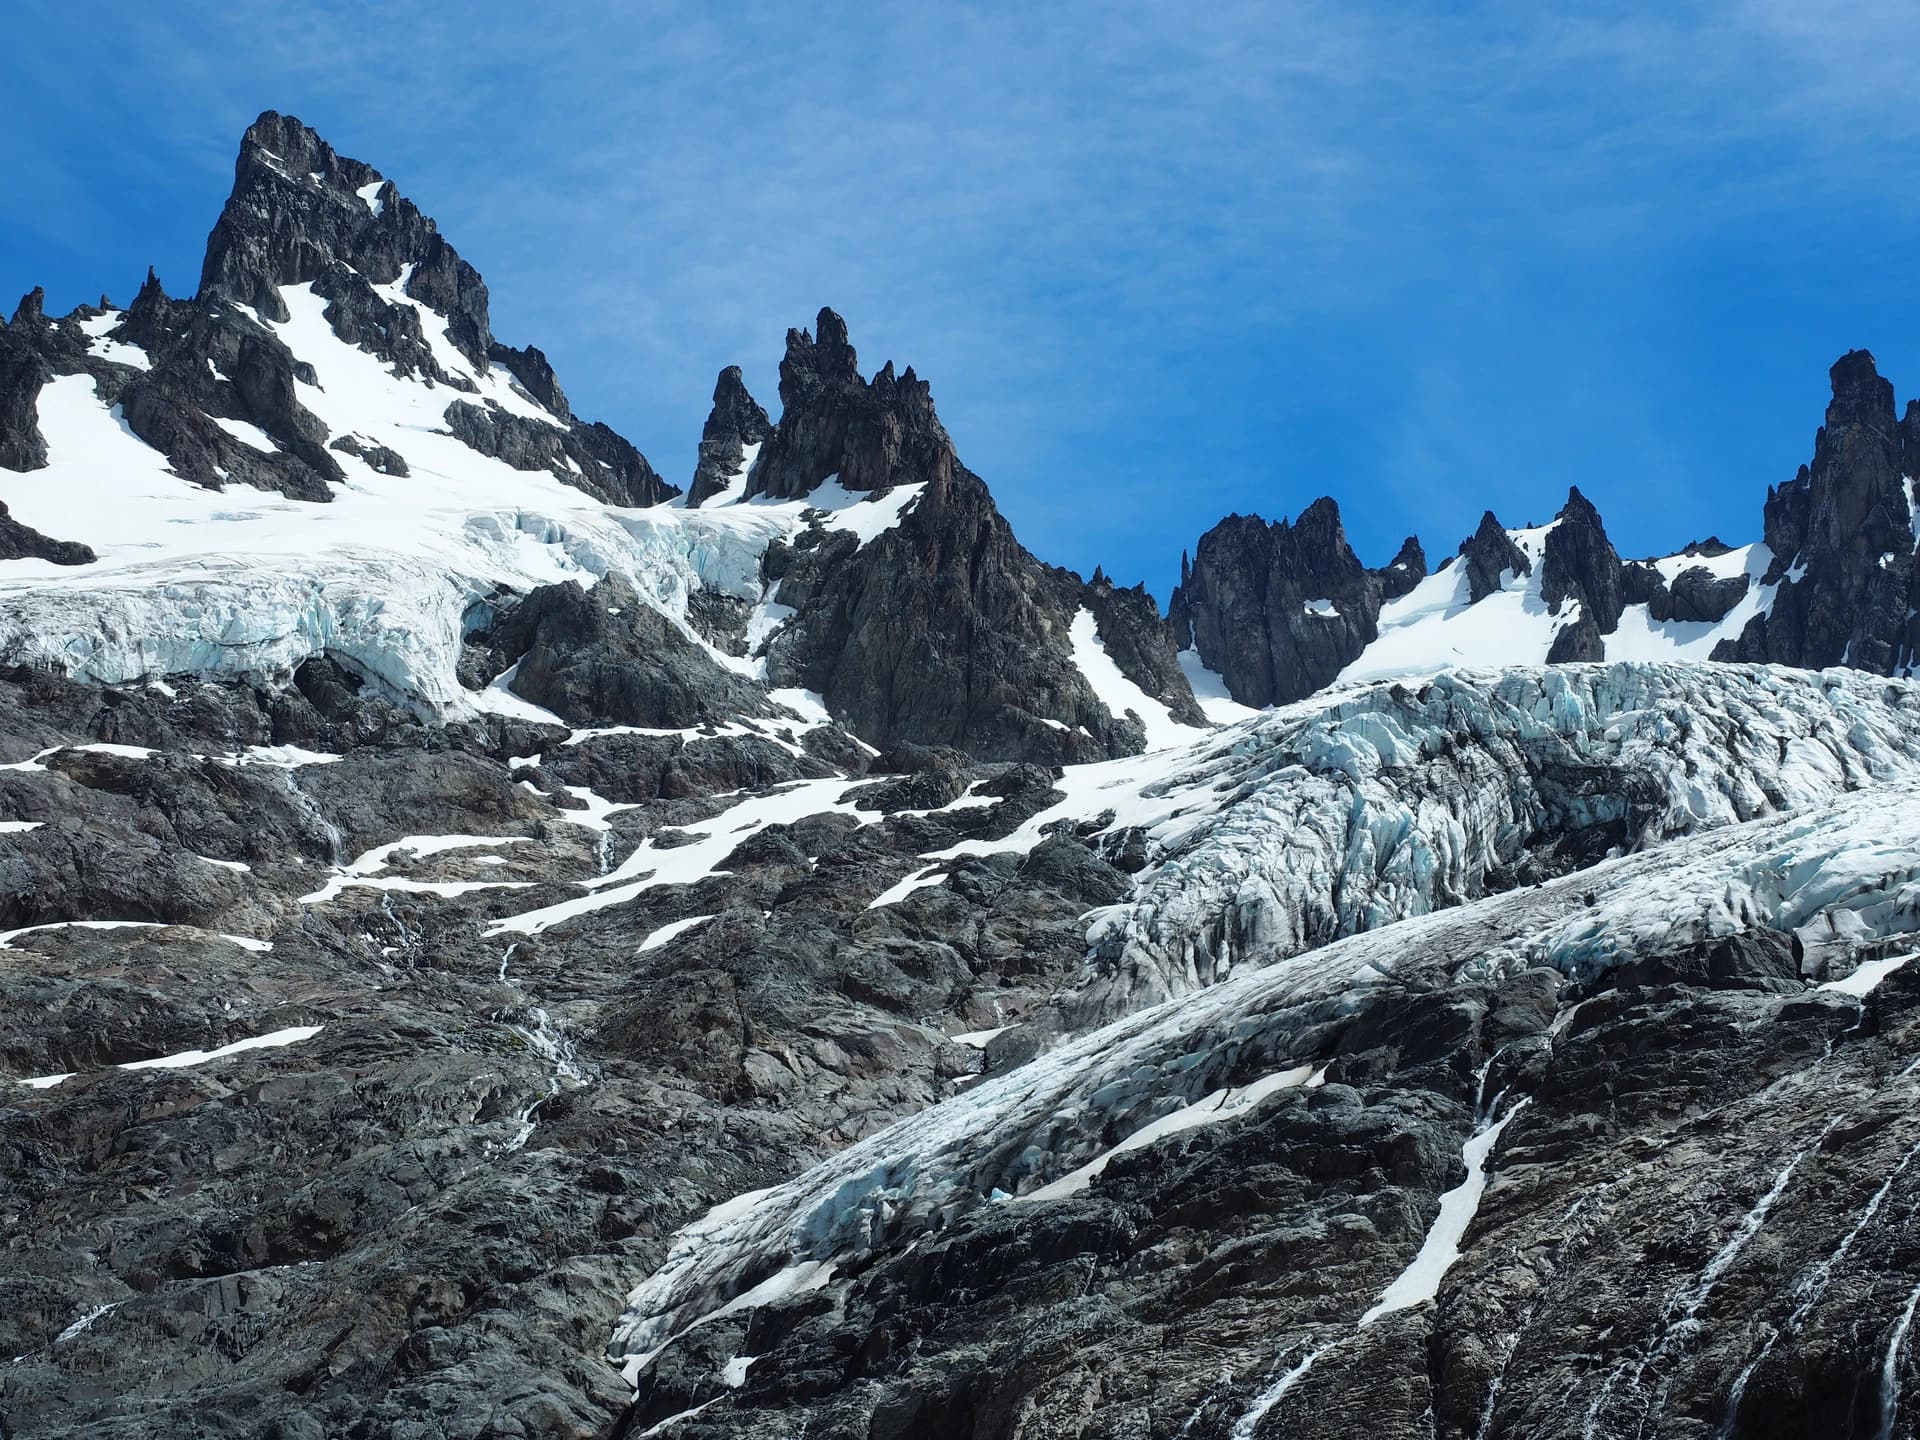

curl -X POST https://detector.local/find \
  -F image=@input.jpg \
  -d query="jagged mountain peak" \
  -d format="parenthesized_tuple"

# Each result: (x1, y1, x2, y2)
(199, 111, 493, 374)
(685, 364, 772, 506)
(1827, 346, 1894, 425)
(746, 305, 953, 503)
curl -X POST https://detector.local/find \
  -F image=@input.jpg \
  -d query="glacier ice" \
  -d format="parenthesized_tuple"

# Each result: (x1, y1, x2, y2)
(608, 768, 1920, 1378)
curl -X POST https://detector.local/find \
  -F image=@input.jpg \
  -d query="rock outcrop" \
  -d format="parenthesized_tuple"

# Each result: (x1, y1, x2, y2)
(746, 310, 1198, 761)
(745, 310, 951, 502)
(1458, 509, 1531, 602)
(0, 320, 50, 472)
(0, 502, 94, 566)
(1715, 350, 1920, 671)
(1167, 499, 1390, 708)
(687, 366, 772, 506)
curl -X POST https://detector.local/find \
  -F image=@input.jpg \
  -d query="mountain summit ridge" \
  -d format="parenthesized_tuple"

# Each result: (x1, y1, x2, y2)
(6, 110, 1920, 1440)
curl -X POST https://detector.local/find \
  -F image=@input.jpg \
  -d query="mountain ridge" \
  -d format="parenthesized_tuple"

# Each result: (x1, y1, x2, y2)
(6, 111, 1920, 1440)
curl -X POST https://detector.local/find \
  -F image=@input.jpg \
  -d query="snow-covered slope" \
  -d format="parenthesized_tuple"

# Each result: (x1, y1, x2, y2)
(0, 294, 924, 712)
(1343, 526, 1783, 687)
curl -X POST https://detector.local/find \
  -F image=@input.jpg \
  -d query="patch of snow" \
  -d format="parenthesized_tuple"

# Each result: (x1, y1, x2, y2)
(1177, 648, 1263, 725)
(21, 1025, 321, 1089)
(491, 778, 866, 936)
(0, 820, 42, 834)
(807, 480, 925, 544)
(1819, 951, 1919, 999)
(342, 833, 532, 876)
(867, 865, 950, 910)
(951, 1026, 1012, 1049)
(75, 312, 149, 371)
(210, 415, 280, 453)
(355, 178, 385, 216)
(1359, 1100, 1529, 1324)
(639, 914, 714, 952)
(1068, 607, 1204, 752)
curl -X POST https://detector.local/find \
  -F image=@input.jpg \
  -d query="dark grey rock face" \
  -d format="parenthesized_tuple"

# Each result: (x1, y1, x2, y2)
(1653, 564, 1750, 623)
(0, 659, 1143, 1440)
(469, 574, 771, 729)
(0, 502, 94, 565)
(687, 366, 772, 506)
(1167, 498, 1386, 707)
(722, 309, 1198, 762)
(764, 462, 1158, 762)
(1539, 486, 1625, 634)
(1716, 350, 1920, 672)
(1539, 488, 1626, 663)
(1376, 535, 1428, 600)
(1459, 509, 1531, 602)
(633, 949, 1920, 1440)
(744, 309, 951, 502)
(0, 318, 50, 472)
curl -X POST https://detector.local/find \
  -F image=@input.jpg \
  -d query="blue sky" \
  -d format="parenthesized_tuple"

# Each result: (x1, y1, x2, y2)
(6, 2, 1918, 599)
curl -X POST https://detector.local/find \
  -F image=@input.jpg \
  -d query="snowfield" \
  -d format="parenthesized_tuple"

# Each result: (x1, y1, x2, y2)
(0, 291, 941, 712)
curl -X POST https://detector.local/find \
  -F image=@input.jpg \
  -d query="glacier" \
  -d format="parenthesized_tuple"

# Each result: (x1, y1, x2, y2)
(0, 289, 933, 712)
(605, 665, 1920, 1383)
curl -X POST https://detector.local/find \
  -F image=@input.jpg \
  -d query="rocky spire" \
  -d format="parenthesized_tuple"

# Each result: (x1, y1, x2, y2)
(1375, 535, 1427, 600)
(686, 366, 772, 506)
(1168, 496, 1384, 707)
(744, 307, 953, 502)
(1540, 486, 1625, 664)
(0, 328, 50, 471)
(1717, 350, 1919, 672)
(1458, 510, 1530, 603)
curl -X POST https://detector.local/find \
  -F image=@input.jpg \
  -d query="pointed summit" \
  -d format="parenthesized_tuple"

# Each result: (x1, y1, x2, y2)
(687, 365, 772, 506)
(1458, 510, 1530, 603)
(199, 111, 491, 369)
(1541, 485, 1625, 659)
(746, 306, 952, 501)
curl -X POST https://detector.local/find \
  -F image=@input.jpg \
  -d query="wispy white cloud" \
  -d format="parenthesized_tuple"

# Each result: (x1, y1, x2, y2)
(6, 0, 1919, 590)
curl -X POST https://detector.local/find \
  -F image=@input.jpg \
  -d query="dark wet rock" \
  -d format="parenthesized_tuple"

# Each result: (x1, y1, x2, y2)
(1458, 509, 1530, 603)
(1168, 498, 1382, 707)
(328, 433, 409, 476)
(488, 340, 571, 420)
(471, 574, 769, 729)
(687, 366, 772, 506)
(0, 324, 50, 471)
(1717, 350, 1920, 673)
(0, 502, 94, 565)
(744, 308, 950, 502)
(1612, 929, 1804, 993)
(1651, 564, 1750, 623)
(1621, 559, 1665, 608)
(1539, 486, 1624, 636)
(746, 310, 1195, 760)
(1375, 535, 1427, 601)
